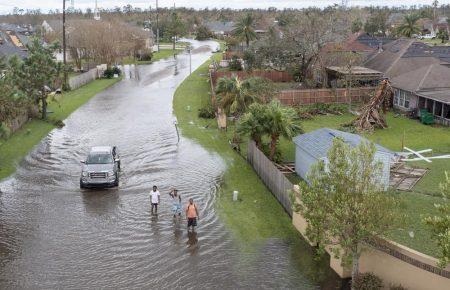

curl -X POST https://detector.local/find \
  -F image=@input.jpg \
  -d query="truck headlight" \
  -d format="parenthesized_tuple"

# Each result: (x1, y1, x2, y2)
(82, 171, 88, 177)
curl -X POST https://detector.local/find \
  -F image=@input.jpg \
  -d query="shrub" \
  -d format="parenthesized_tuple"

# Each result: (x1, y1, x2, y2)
(0, 122, 11, 139)
(229, 55, 243, 71)
(352, 272, 383, 290)
(390, 284, 407, 290)
(195, 25, 212, 40)
(103, 66, 122, 79)
(137, 50, 153, 61)
(198, 104, 215, 119)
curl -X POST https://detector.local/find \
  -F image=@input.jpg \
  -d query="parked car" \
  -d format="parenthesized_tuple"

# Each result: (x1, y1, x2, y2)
(80, 146, 120, 189)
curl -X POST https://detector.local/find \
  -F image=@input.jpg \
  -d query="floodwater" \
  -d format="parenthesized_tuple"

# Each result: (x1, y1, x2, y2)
(0, 40, 341, 289)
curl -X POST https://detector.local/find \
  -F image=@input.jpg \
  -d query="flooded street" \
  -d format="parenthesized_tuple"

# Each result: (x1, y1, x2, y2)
(0, 40, 339, 289)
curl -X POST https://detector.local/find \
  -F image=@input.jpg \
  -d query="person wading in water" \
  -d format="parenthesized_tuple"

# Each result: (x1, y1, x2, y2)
(150, 185, 160, 215)
(186, 198, 199, 231)
(168, 188, 182, 219)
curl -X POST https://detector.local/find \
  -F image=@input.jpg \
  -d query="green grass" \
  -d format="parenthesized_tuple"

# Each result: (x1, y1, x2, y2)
(417, 38, 450, 46)
(173, 54, 347, 284)
(122, 49, 183, 65)
(0, 78, 121, 180)
(173, 53, 306, 245)
(277, 111, 449, 257)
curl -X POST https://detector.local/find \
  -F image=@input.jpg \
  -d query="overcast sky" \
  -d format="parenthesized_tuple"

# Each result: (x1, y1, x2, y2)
(1, 0, 448, 14)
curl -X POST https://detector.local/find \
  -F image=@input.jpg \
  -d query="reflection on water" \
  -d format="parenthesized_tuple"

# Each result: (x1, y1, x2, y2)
(0, 40, 341, 289)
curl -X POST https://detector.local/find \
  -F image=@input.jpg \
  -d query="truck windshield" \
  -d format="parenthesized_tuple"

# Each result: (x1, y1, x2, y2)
(86, 153, 113, 164)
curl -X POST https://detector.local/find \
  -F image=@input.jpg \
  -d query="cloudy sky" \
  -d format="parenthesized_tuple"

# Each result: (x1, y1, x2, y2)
(0, 0, 447, 14)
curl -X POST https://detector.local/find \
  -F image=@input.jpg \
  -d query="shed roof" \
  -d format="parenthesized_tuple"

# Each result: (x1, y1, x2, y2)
(326, 66, 383, 76)
(293, 128, 393, 160)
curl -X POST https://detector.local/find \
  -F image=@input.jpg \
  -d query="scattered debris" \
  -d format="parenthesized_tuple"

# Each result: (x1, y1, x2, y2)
(390, 163, 427, 191)
(274, 162, 295, 174)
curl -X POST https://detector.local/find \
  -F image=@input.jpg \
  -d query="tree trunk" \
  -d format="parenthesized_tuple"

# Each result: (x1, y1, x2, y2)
(246, 37, 249, 48)
(351, 250, 360, 290)
(269, 134, 278, 160)
(173, 36, 176, 51)
(253, 135, 262, 149)
(41, 95, 47, 120)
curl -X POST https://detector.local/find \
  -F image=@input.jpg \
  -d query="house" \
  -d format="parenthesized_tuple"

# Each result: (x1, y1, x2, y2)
(293, 128, 393, 191)
(0, 23, 34, 59)
(365, 39, 450, 125)
(205, 21, 235, 36)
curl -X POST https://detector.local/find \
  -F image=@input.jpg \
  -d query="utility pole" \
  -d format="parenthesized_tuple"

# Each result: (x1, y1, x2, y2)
(188, 45, 192, 75)
(156, 0, 160, 52)
(63, 0, 67, 89)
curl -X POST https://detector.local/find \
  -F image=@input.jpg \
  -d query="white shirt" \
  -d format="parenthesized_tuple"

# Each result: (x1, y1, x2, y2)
(150, 190, 160, 204)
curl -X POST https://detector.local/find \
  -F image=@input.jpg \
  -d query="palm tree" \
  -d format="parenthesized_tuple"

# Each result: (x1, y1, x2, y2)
(232, 13, 257, 48)
(264, 100, 302, 160)
(215, 76, 264, 116)
(397, 14, 420, 38)
(236, 103, 268, 149)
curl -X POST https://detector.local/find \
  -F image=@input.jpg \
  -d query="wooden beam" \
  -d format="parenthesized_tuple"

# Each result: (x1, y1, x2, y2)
(403, 147, 432, 163)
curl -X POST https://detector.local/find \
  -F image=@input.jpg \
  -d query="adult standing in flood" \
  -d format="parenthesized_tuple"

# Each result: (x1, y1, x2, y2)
(186, 198, 199, 231)
(150, 185, 160, 215)
(168, 188, 182, 218)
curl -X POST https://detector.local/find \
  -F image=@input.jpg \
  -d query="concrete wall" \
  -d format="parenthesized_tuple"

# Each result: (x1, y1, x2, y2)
(292, 185, 450, 289)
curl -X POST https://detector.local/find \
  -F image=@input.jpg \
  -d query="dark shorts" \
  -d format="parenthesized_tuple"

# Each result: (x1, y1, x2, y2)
(151, 203, 158, 210)
(188, 218, 197, 227)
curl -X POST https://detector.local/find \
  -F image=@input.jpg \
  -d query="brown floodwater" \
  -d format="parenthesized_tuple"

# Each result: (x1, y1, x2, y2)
(0, 40, 342, 289)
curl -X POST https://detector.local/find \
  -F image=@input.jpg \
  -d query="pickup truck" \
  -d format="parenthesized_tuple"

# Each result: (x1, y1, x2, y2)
(80, 146, 120, 189)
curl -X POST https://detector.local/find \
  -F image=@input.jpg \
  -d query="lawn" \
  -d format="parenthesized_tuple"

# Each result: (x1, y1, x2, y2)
(277, 111, 449, 257)
(0, 78, 120, 181)
(173, 53, 306, 245)
(122, 48, 183, 65)
(417, 38, 450, 46)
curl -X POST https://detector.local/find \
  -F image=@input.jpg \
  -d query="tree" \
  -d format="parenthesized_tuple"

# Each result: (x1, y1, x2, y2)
(437, 29, 449, 44)
(351, 19, 363, 33)
(7, 38, 61, 119)
(195, 25, 212, 40)
(292, 139, 401, 289)
(215, 76, 274, 116)
(167, 11, 186, 50)
(264, 100, 302, 160)
(397, 14, 420, 38)
(232, 13, 257, 48)
(364, 11, 388, 36)
(236, 103, 268, 149)
(424, 171, 450, 268)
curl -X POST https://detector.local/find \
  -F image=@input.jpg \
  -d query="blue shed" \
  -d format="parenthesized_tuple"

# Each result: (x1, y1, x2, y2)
(293, 128, 394, 191)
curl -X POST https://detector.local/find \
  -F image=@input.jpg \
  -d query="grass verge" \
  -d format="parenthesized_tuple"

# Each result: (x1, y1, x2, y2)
(172, 53, 343, 284)
(0, 78, 121, 180)
(123, 49, 183, 65)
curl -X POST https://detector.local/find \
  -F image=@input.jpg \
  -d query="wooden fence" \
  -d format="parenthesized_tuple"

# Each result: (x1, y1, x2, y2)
(69, 68, 98, 90)
(211, 70, 294, 85)
(276, 87, 376, 106)
(247, 141, 293, 216)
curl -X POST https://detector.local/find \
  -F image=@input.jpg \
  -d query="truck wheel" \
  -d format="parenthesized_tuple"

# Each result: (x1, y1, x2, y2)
(80, 180, 85, 189)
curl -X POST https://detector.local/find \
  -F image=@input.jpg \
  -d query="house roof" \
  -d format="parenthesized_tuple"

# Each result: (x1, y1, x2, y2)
(417, 89, 450, 105)
(293, 128, 393, 160)
(0, 30, 28, 59)
(205, 21, 235, 33)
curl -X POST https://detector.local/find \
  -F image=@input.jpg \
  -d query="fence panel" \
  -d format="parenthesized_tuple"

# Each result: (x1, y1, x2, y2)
(247, 141, 293, 216)
(69, 68, 98, 90)
(211, 70, 294, 85)
(276, 87, 375, 106)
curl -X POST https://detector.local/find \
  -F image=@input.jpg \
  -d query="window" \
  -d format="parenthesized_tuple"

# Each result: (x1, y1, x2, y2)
(394, 89, 411, 109)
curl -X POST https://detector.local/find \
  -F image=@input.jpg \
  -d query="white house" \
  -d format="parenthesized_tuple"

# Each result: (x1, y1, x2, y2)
(293, 128, 394, 191)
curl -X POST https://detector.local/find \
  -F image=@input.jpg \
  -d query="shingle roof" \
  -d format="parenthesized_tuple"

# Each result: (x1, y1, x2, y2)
(205, 21, 235, 33)
(293, 128, 393, 160)
(417, 90, 450, 105)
